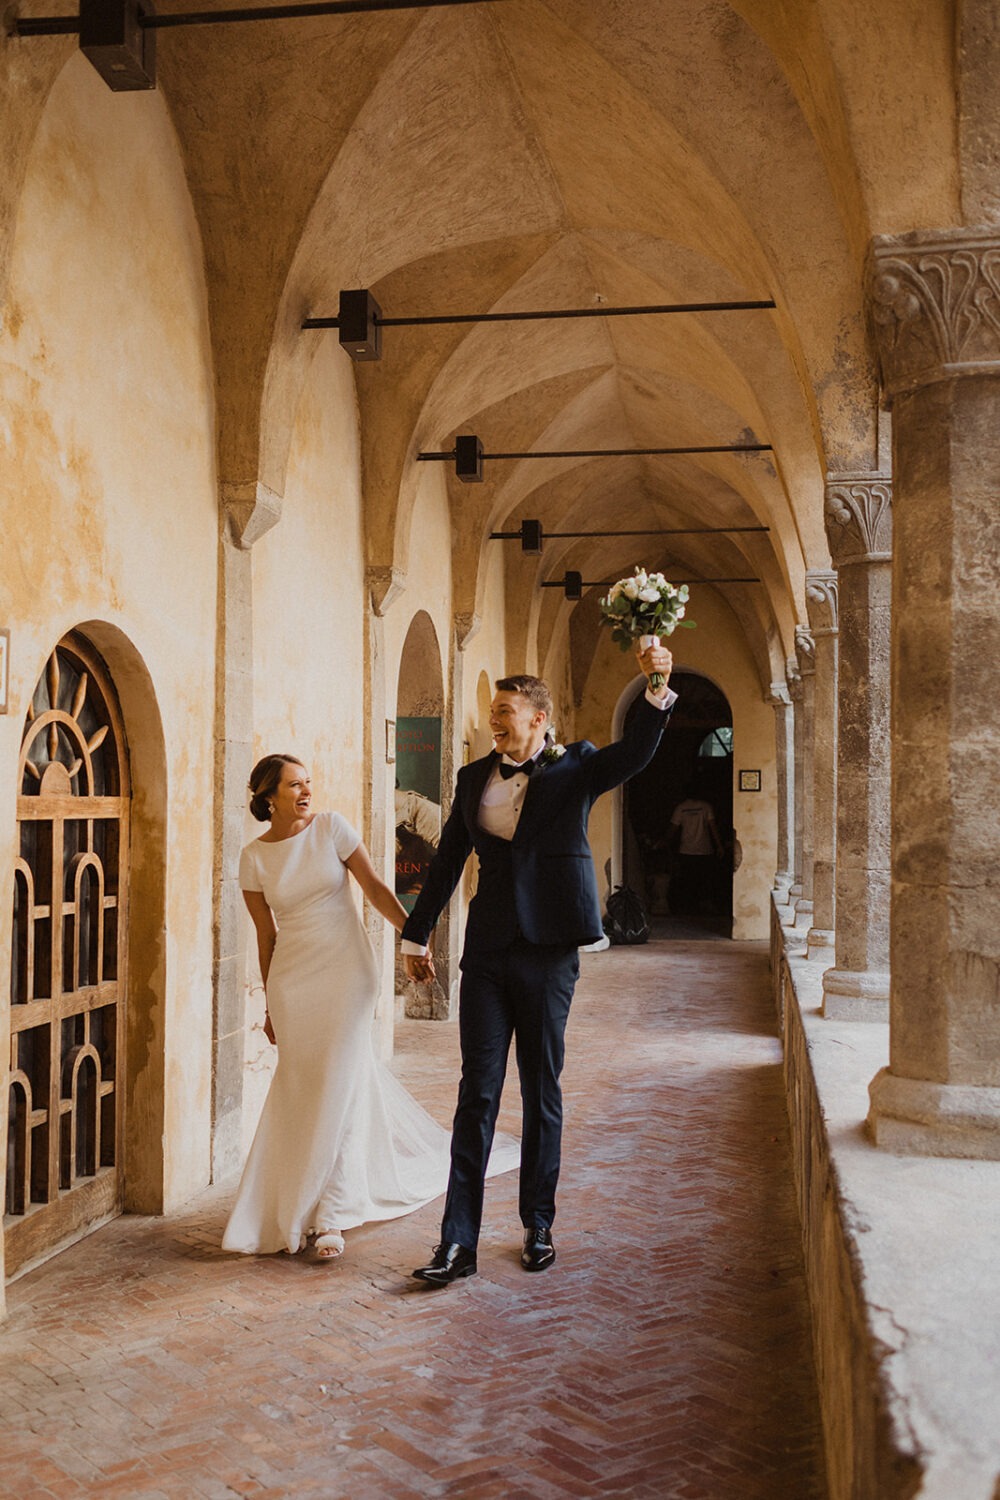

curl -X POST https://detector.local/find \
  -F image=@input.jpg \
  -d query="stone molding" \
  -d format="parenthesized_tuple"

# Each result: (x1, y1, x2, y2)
(868, 228, 1000, 400)
(367, 566, 406, 616)
(786, 658, 802, 703)
(454, 611, 481, 651)
(221, 481, 282, 550)
(794, 625, 815, 676)
(824, 474, 892, 567)
(804, 570, 839, 636)
(768, 681, 792, 708)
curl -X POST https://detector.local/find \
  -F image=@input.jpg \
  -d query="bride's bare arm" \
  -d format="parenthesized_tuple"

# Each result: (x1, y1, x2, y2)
(243, 889, 278, 1043)
(345, 841, 410, 933)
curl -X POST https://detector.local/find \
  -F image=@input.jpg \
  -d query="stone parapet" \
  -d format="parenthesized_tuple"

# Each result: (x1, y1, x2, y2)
(773, 900, 1000, 1499)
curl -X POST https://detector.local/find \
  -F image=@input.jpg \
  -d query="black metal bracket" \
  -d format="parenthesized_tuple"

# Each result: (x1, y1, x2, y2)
(489, 520, 770, 553)
(541, 572, 760, 599)
(307, 286, 776, 362)
(419, 432, 771, 482)
(13, 0, 509, 91)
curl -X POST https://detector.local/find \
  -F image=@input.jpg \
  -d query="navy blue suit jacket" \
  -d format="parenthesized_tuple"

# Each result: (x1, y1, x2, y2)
(401, 694, 672, 951)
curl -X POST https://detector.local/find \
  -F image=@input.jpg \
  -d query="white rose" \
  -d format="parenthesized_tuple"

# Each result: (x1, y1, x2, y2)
(623, 578, 640, 599)
(638, 586, 660, 602)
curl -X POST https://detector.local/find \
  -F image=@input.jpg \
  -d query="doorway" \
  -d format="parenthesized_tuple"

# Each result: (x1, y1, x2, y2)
(5, 633, 130, 1277)
(623, 670, 734, 938)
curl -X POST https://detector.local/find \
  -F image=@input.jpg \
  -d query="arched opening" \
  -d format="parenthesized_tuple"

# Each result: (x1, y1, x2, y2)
(624, 670, 735, 939)
(394, 611, 447, 1018)
(5, 631, 130, 1276)
(5, 623, 168, 1279)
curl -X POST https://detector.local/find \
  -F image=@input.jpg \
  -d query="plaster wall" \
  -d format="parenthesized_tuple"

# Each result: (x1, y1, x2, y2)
(577, 589, 776, 940)
(243, 340, 365, 1147)
(0, 55, 218, 1237)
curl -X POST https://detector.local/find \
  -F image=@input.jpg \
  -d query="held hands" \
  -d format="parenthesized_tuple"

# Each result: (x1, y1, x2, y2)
(635, 637, 673, 696)
(404, 951, 437, 984)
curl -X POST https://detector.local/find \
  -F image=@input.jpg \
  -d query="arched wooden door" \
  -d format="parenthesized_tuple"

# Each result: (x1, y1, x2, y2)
(5, 633, 130, 1277)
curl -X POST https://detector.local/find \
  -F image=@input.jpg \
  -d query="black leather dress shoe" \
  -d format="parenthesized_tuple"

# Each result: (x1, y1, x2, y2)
(412, 1242, 478, 1285)
(521, 1227, 556, 1272)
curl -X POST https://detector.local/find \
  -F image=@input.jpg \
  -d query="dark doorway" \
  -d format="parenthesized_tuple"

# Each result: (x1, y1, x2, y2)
(623, 672, 734, 938)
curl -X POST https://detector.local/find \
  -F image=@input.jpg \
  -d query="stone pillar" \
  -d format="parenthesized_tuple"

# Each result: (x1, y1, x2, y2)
(769, 682, 795, 904)
(212, 483, 281, 1179)
(822, 476, 892, 1019)
(792, 627, 816, 930)
(786, 659, 804, 913)
(804, 572, 838, 959)
(866, 228, 1000, 1156)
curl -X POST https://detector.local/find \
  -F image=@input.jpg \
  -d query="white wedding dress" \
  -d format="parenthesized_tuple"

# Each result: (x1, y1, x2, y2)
(223, 812, 509, 1255)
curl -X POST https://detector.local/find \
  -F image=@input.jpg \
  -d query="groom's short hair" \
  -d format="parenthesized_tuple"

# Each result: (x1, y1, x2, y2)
(495, 674, 552, 719)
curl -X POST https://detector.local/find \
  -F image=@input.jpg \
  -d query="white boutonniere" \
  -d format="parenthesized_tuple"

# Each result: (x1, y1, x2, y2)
(540, 732, 567, 766)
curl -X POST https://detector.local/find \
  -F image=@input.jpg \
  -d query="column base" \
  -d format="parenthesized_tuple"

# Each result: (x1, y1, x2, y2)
(793, 898, 813, 931)
(806, 927, 835, 961)
(772, 872, 793, 905)
(822, 967, 890, 1021)
(868, 1068, 1000, 1160)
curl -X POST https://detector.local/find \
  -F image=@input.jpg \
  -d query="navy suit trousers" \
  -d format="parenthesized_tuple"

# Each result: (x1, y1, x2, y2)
(441, 938, 580, 1249)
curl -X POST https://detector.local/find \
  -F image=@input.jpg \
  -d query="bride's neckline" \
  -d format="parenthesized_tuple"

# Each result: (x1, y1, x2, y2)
(257, 813, 319, 846)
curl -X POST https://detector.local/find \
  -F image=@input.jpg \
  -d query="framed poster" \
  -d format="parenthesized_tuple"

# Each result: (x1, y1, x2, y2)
(394, 717, 442, 914)
(739, 768, 761, 792)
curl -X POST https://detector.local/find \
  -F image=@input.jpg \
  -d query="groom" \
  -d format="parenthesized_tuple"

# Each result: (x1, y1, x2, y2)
(402, 640, 675, 1284)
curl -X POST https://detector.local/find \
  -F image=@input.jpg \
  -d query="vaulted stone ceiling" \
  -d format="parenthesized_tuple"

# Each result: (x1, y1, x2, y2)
(4, 0, 959, 684)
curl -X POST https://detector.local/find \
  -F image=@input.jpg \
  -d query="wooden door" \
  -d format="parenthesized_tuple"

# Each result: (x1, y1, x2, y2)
(5, 634, 130, 1278)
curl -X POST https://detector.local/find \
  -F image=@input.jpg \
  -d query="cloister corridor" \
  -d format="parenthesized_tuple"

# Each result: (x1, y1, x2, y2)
(0, 940, 826, 1499)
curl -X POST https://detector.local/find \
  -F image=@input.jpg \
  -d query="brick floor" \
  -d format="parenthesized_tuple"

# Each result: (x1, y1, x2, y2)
(1, 939, 827, 1499)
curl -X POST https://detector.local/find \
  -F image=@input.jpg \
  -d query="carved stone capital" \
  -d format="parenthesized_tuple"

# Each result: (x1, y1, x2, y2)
(825, 474, 892, 566)
(804, 570, 839, 636)
(367, 566, 406, 617)
(454, 612, 481, 651)
(221, 481, 282, 550)
(794, 626, 815, 677)
(867, 228, 1000, 401)
(786, 658, 803, 703)
(768, 681, 792, 709)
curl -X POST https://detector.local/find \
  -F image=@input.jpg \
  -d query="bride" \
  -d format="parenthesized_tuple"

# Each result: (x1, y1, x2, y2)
(222, 753, 463, 1261)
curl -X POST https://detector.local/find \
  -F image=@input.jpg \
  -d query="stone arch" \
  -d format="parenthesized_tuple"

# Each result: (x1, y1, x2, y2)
(394, 610, 450, 1017)
(72, 620, 168, 1216)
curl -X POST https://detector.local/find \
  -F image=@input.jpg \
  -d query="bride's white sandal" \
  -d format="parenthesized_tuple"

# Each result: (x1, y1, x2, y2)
(314, 1230, 345, 1260)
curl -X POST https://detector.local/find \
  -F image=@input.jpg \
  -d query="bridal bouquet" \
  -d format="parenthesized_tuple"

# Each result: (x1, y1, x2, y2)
(599, 567, 695, 688)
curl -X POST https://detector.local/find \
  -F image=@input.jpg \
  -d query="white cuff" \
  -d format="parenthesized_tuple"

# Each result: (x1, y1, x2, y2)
(401, 939, 428, 956)
(646, 686, 678, 711)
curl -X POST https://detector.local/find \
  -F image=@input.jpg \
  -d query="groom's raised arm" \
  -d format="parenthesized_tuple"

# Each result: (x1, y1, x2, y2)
(401, 783, 473, 949)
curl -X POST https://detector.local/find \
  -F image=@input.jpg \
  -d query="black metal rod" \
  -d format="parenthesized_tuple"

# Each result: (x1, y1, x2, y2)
(541, 577, 760, 587)
(549, 526, 769, 537)
(420, 442, 770, 461)
(14, 0, 505, 37)
(304, 297, 774, 330)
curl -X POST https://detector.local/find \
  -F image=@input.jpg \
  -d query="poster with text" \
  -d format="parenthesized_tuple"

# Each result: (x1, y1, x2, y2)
(394, 717, 442, 913)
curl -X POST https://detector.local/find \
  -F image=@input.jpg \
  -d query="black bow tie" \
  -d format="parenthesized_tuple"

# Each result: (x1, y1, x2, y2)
(499, 757, 536, 780)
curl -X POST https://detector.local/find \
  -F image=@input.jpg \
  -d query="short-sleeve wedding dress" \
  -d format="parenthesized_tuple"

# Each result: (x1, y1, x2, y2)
(223, 812, 501, 1255)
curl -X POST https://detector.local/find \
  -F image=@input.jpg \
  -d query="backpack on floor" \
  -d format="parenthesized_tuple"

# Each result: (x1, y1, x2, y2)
(603, 885, 650, 945)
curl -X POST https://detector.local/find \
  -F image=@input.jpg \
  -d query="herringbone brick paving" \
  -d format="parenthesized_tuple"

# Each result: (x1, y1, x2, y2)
(1, 939, 826, 1499)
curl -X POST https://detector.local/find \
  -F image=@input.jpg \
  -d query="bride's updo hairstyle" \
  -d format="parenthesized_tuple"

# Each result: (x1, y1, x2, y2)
(248, 753, 302, 822)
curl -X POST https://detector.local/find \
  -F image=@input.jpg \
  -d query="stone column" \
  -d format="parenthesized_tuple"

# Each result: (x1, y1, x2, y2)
(866, 228, 1000, 1156)
(822, 476, 892, 1019)
(792, 627, 816, 931)
(212, 483, 281, 1179)
(786, 659, 804, 915)
(804, 573, 838, 959)
(769, 682, 795, 904)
